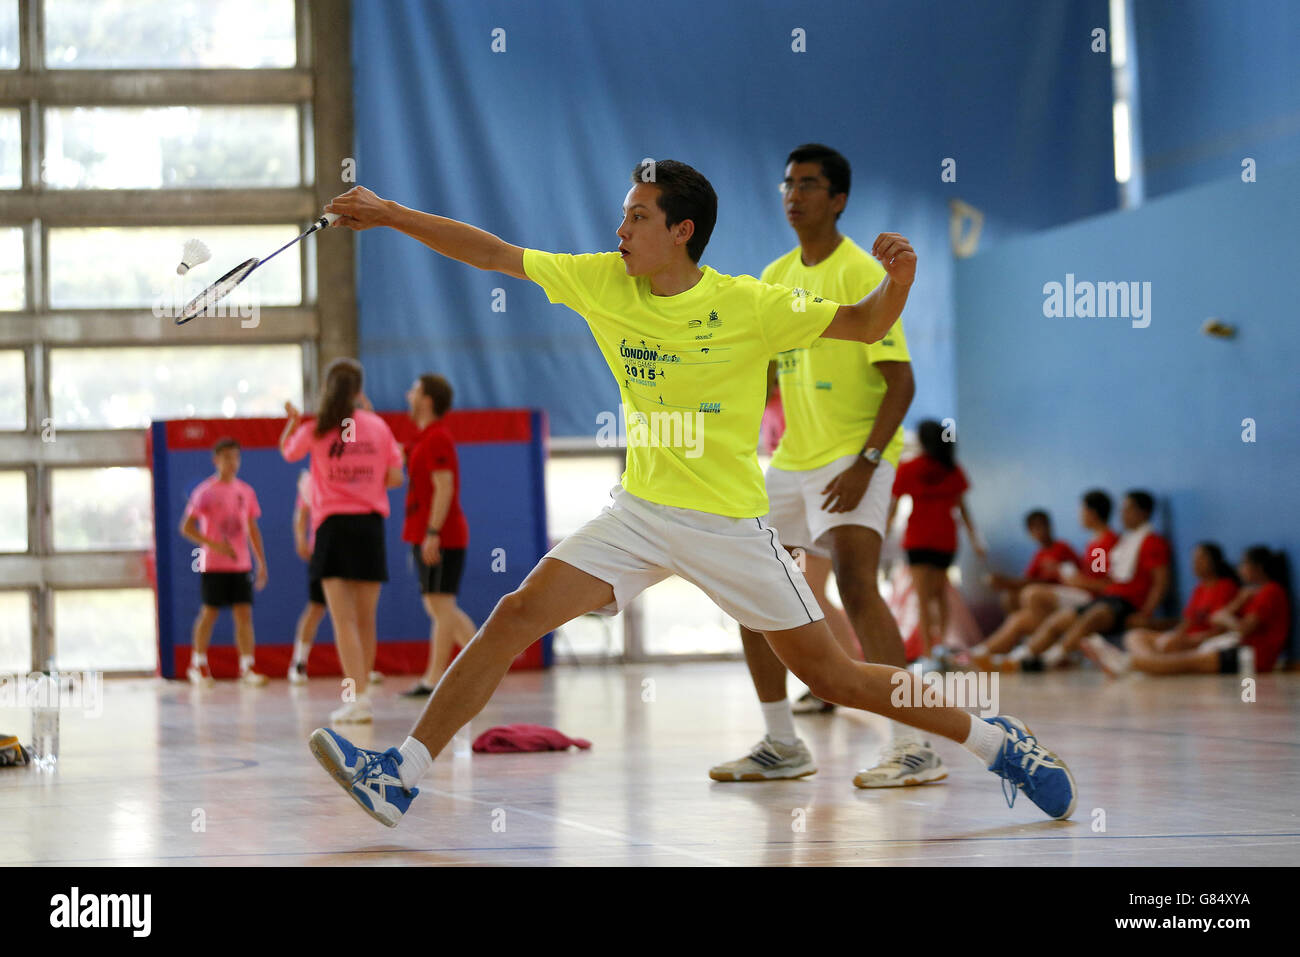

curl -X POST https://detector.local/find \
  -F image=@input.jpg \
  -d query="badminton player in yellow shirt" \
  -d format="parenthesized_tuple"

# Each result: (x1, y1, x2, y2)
(306, 160, 1076, 828)
(707, 145, 940, 788)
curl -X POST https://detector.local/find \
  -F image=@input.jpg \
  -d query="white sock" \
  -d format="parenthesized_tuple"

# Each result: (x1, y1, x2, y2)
(760, 699, 799, 746)
(398, 736, 433, 789)
(192, 652, 207, 667)
(962, 716, 1006, 767)
(1007, 644, 1031, 662)
(291, 640, 310, 667)
(239, 654, 255, 674)
(1042, 643, 1066, 667)
(891, 720, 922, 747)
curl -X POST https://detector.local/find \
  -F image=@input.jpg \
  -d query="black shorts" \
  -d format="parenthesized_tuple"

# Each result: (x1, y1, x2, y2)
(200, 571, 253, 608)
(310, 513, 388, 582)
(412, 545, 467, 595)
(1079, 595, 1136, 634)
(907, 549, 954, 569)
(308, 576, 325, 605)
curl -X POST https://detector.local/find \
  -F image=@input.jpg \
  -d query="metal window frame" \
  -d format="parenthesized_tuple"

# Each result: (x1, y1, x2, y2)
(0, 0, 355, 673)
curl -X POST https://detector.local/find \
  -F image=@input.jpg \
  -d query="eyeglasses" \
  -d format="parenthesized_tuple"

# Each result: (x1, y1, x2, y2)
(778, 179, 831, 196)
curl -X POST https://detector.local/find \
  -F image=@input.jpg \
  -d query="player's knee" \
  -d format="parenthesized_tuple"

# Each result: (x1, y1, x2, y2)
(493, 588, 540, 629)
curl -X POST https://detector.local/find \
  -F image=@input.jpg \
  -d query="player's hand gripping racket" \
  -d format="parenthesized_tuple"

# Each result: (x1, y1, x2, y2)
(174, 213, 339, 324)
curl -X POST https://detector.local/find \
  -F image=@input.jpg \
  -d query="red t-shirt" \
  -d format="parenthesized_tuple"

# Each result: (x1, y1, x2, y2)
(1104, 533, 1171, 606)
(1242, 581, 1290, 673)
(1024, 541, 1079, 582)
(1077, 529, 1119, 579)
(402, 422, 469, 548)
(1182, 578, 1238, 636)
(893, 456, 969, 553)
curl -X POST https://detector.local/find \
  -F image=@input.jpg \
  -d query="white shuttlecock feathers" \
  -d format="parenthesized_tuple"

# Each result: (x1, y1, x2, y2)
(176, 238, 211, 275)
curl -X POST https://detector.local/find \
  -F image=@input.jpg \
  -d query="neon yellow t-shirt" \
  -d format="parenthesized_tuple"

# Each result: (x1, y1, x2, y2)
(524, 249, 841, 517)
(762, 237, 911, 471)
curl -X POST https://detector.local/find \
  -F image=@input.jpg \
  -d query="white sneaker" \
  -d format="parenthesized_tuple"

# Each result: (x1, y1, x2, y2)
(187, 663, 214, 687)
(239, 669, 269, 687)
(368, 671, 384, 686)
(288, 662, 308, 685)
(708, 735, 816, 781)
(853, 741, 947, 788)
(330, 698, 373, 724)
(1081, 634, 1130, 677)
(1041, 643, 1068, 668)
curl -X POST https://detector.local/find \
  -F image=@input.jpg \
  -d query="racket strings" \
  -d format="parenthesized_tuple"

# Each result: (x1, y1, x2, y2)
(177, 257, 260, 324)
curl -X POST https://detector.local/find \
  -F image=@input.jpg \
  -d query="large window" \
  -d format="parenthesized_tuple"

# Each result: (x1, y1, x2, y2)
(0, 110, 19, 187)
(0, 592, 32, 674)
(53, 589, 157, 672)
(44, 107, 302, 189)
(0, 228, 24, 310)
(50, 345, 304, 429)
(0, 471, 27, 552)
(44, 0, 296, 69)
(51, 468, 153, 552)
(0, 1, 16, 70)
(49, 226, 303, 310)
(0, 351, 23, 429)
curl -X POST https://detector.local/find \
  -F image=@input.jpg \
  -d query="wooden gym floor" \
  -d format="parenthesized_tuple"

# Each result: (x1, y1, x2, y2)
(2, 662, 1297, 866)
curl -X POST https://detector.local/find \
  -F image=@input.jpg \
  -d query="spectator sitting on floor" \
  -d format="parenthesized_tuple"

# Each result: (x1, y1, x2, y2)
(985, 509, 1079, 613)
(1085, 545, 1290, 677)
(1008, 489, 1170, 671)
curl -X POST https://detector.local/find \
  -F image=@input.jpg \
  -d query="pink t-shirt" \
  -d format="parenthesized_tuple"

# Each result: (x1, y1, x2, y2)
(282, 409, 403, 533)
(184, 476, 261, 573)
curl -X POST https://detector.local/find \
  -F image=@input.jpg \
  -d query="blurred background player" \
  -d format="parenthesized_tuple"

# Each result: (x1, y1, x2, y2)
(288, 469, 325, 685)
(1087, 545, 1290, 676)
(400, 374, 478, 697)
(889, 419, 985, 668)
(178, 437, 269, 686)
(710, 144, 941, 789)
(985, 509, 1079, 613)
(971, 489, 1118, 670)
(281, 359, 404, 722)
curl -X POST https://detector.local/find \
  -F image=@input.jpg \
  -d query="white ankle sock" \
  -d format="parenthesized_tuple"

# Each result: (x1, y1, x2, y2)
(891, 721, 922, 747)
(192, 652, 207, 667)
(239, 654, 255, 674)
(962, 716, 1006, 767)
(292, 640, 310, 666)
(760, 699, 798, 745)
(398, 736, 433, 789)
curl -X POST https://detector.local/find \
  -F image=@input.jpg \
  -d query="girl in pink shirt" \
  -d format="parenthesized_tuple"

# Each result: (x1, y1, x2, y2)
(281, 358, 404, 723)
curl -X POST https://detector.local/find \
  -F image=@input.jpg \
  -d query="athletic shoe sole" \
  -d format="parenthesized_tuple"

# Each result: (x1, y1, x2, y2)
(709, 762, 817, 782)
(308, 728, 400, 828)
(853, 767, 948, 789)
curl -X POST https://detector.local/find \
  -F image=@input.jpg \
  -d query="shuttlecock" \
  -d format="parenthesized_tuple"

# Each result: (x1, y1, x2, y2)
(176, 238, 211, 275)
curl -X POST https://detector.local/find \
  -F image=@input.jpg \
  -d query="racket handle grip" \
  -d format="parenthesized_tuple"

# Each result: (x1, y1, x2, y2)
(322, 211, 340, 225)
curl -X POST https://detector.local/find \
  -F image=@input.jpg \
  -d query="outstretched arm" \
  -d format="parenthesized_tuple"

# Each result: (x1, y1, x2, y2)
(820, 233, 916, 344)
(326, 186, 527, 279)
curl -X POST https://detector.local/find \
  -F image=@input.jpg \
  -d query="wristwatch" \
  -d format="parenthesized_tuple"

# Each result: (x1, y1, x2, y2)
(860, 447, 882, 465)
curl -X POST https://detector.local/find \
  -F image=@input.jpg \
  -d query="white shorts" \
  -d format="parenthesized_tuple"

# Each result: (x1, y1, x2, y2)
(764, 455, 894, 559)
(544, 486, 823, 633)
(1046, 584, 1093, 608)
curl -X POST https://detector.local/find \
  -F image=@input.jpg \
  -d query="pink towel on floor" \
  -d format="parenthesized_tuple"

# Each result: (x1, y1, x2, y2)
(472, 724, 592, 753)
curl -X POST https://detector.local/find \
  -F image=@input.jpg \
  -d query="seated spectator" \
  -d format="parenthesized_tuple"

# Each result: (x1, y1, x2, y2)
(970, 489, 1116, 670)
(987, 509, 1079, 613)
(1086, 545, 1290, 676)
(1118, 542, 1238, 655)
(1009, 489, 1170, 670)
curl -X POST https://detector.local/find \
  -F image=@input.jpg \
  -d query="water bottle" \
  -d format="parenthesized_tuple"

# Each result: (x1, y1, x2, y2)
(31, 673, 60, 772)
(1238, 644, 1256, 678)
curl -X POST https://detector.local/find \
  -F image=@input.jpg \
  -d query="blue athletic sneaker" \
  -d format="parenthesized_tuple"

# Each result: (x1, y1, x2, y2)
(309, 727, 419, 828)
(986, 716, 1077, 820)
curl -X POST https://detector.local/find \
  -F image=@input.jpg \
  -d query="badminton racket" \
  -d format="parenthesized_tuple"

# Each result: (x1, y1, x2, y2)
(174, 212, 339, 325)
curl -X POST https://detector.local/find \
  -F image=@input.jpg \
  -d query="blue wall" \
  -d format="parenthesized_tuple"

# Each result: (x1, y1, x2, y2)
(351, 0, 1115, 436)
(1135, 0, 1300, 199)
(954, 159, 1300, 653)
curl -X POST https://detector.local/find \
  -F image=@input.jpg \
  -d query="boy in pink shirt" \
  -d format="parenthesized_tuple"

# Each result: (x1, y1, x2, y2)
(179, 437, 269, 686)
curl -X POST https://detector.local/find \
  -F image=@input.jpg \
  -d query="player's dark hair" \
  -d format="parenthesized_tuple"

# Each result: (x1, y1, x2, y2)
(420, 374, 453, 419)
(1025, 509, 1050, 530)
(212, 437, 239, 455)
(1244, 545, 1290, 589)
(1197, 542, 1239, 584)
(1125, 489, 1155, 517)
(315, 358, 363, 438)
(1082, 489, 1112, 523)
(786, 143, 851, 219)
(630, 159, 717, 262)
(917, 419, 955, 471)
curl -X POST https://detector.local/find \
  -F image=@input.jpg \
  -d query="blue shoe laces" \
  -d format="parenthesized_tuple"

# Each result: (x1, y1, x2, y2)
(351, 749, 397, 790)
(997, 727, 1051, 809)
